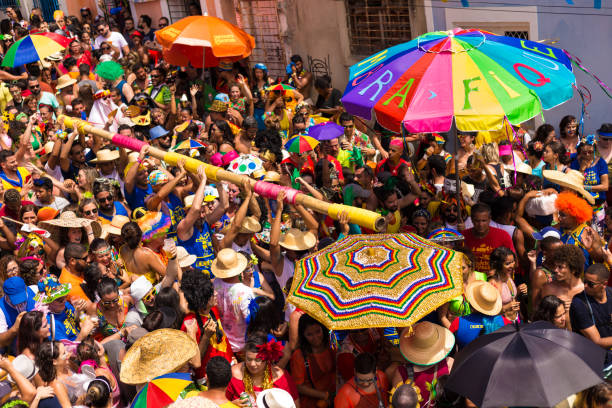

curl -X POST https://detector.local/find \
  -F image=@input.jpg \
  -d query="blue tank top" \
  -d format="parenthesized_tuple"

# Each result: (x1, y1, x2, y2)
(454, 313, 506, 349)
(98, 201, 129, 222)
(166, 193, 185, 240)
(177, 222, 215, 276)
(115, 80, 129, 105)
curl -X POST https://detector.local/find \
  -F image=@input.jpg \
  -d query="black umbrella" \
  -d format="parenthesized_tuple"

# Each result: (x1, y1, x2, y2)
(446, 321, 605, 408)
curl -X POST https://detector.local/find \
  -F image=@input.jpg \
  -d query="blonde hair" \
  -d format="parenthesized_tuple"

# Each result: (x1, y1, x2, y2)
(481, 143, 499, 163)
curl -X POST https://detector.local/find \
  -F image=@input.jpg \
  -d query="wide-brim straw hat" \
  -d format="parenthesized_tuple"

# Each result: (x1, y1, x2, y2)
(100, 215, 130, 239)
(465, 280, 503, 316)
(504, 161, 533, 176)
(40, 211, 101, 243)
(542, 169, 595, 205)
(399, 322, 455, 366)
(119, 329, 198, 384)
(279, 228, 316, 251)
(222, 216, 261, 235)
(56, 74, 76, 90)
(176, 246, 197, 268)
(211, 248, 248, 279)
(90, 149, 120, 163)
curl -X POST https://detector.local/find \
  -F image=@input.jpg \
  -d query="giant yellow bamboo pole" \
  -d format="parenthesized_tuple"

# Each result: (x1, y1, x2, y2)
(60, 116, 386, 232)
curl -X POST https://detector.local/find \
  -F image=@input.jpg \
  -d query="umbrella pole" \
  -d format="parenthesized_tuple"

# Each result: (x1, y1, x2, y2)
(59, 116, 386, 232)
(452, 122, 463, 224)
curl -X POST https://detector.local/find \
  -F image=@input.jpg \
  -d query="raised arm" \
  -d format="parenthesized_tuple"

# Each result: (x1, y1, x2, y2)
(220, 179, 252, 249)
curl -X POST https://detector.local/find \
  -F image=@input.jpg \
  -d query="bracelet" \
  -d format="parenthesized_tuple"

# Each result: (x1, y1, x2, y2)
(137, 157, 144, 164)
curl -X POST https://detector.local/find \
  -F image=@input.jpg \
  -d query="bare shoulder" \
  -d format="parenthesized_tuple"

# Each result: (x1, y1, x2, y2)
(232, 362, 244, 380)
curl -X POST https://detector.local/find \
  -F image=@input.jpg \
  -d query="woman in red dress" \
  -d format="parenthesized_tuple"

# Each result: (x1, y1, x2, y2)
(226, 335, 299, 407)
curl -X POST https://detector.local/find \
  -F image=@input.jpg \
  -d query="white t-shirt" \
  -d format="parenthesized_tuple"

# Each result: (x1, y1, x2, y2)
(34, 196, 70, 211)
(94, 32, 128, 58)
(213, 279, 254, 352)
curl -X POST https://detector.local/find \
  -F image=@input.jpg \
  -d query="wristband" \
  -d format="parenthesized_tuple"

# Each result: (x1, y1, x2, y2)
(137, 157, 144, 164)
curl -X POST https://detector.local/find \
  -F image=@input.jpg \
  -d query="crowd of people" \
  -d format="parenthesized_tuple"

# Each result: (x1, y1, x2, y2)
(0, 3, 607, 408)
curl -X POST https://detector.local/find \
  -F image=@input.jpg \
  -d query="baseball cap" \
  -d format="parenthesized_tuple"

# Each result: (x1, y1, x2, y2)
(532, 226, 561, 241)
(3, 277, 27, 305)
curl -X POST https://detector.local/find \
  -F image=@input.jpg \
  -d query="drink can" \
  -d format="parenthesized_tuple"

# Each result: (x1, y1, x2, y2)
(239, 392, 252, 407)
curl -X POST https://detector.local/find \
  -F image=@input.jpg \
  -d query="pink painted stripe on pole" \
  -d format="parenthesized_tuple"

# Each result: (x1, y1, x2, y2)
(111, 134, 148, 152)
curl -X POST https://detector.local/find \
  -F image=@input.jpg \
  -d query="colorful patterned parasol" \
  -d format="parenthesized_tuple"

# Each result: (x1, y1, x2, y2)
(171, 138, 207, 151)
(130, 373, 197, 408)
(342, 28, 576, 133)
(288, 233, 463, 329)
(266, 83, 296, 92)
(284, 135, 319, 154)
(307, 122, 345, 141)
(137, 211, 171, 243)
(1, 32, 71, 67)
(228, 153, 263, 175)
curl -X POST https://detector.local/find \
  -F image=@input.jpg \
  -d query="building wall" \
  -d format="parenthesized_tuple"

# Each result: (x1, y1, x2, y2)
(429, 0, 612, 134)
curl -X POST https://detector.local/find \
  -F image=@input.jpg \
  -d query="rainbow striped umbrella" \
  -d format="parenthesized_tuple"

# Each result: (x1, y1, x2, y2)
(342, 28, 575, 133)
(266, 83, 296, 92)
(171, 138, 206, 151)
(2, 32, 71, 67)
(130, 373, 197, 408)
(287, 233, 463, 329)
(284, 135, 319, 153)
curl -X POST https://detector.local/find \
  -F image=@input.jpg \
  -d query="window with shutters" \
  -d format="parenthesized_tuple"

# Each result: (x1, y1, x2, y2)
(345, 0, 412, 55)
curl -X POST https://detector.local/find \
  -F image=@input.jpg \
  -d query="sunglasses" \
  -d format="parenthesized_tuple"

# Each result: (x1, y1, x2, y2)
(97, 196, 112, 203)
(101, 297, 120, 307)
(84, 208, 98, 216)
(101, 46, 110, 51)
(142, 288, 157, 303)
(29, 84, 40, 89)
(585, 280, 602, 288)
(150, 74, 161, 78)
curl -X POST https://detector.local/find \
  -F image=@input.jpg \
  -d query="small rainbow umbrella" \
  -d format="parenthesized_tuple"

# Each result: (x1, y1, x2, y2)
(129, 373, 195, 408)
(287, 233, 463, 329)
(284, 135, 319, 154)
(266, 83, 296, 92)
(427, 227, 464, 243)
(171, 138, 207, 151)
(2, 32, 71, 67)
(228, 154, 263, 175)
(307, 122, 345, 141)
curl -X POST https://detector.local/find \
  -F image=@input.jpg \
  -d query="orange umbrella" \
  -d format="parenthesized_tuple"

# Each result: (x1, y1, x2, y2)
(155, 15, 255, 68)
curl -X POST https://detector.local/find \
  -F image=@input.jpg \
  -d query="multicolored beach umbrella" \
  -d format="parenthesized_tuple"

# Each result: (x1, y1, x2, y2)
(130, 373, 195, 408)
(171, 138, 206, 151)
(2, 32, 71, 67)
(266, 83, 296, 92)
(288, 233, 463, 330)
(284, 135, 319, 153)
(342, 28, 576, 133)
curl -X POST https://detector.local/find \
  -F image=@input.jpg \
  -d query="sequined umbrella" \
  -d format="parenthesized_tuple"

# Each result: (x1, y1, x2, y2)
(288, 233, 463, 329)
(228, 154, 263, 175)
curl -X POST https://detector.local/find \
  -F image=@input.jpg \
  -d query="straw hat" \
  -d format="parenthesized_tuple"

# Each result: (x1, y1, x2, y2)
(504, 161, 533, 176)
(100, 215, 130, 239)
(263, 171, 281, 183)
(399, 322, 455, 366)
(211, 248, 248, 279)
(464, 280, 503, 316)
(209, 99, 228, 113)
(90, 149, 120, 163)
(120, 329, 198, 384)
(56, 74, 76, 90)
(222, 216, 262, 235)
(40, 211, 101, 243)
(542, 169, 595, 205)
(176, 246, 197, 268)
(40, 141, 55, 158)
(256, 389, 296, 408)
(279, 228, 316, 251)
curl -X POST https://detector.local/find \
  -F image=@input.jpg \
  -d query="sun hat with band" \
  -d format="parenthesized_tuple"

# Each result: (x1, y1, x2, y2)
(120, 329, 198, 384)
(279, 228, 316, 251)
(34, 275, 71, 304)
(40, 211, 102, 244)
(543, 169, 595, 205)
(221, 216, 261, 235)
(100, 214, 130, 239)
(256, 388, 296, 408)
(56, 74, 76, 91)
(90, 149, 120, 163)
(597, 123, 612, 138)
(211, 248, 248, 279)
(399, 321, 455, 366)
(464, 280, 503, 316)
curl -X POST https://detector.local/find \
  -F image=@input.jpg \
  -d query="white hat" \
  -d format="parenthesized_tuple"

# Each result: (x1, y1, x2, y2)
(256, 388, 296, 408)
(176, 246, 197, 268)
(130, 275, 153, 303)
(8, 354, 38, 383)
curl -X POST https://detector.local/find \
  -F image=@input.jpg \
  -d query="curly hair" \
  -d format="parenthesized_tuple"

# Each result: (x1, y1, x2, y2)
(553, 244, 585, 277)
(36, 341, 61, 382)
(533, 295, 564, 324)
(555, 191, 593, 225)
(489, 246, 515, 273)
(20, 258, 41, 286)
(180, 269, 214, 314)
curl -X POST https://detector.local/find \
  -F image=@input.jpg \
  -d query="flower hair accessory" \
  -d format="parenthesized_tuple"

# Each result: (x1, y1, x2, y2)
(256, 339, 284, 363)
(249, 253, 259, 265)
(581, 134, 597, 146)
